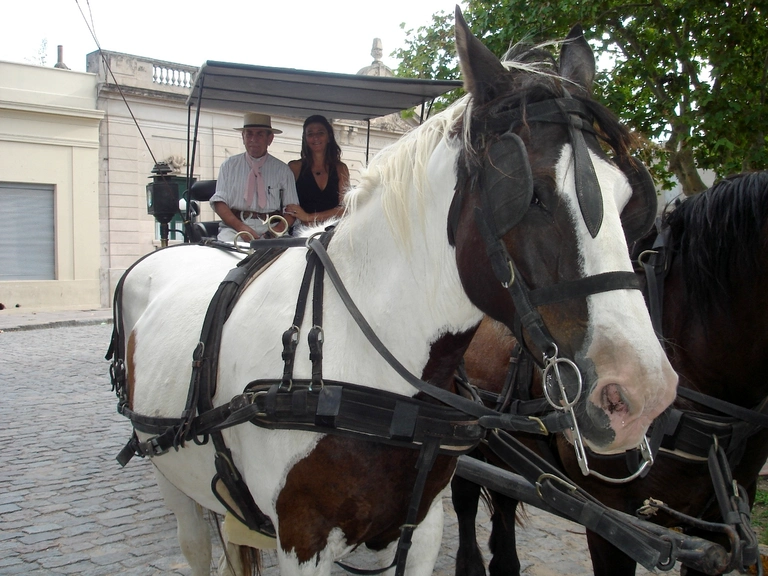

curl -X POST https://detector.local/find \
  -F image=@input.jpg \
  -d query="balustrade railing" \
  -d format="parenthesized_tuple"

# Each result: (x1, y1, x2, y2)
(152, 64, 195, 89)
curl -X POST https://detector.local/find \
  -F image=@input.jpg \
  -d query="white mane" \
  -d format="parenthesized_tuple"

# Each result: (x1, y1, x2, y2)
(343, 98, 469, 243)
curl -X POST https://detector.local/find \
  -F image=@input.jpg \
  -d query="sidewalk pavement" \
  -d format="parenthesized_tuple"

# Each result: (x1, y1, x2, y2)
(0, 307, 113, 332)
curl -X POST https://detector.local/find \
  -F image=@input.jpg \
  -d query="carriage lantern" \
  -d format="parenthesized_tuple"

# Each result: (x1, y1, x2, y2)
(146, 162, 180, 247)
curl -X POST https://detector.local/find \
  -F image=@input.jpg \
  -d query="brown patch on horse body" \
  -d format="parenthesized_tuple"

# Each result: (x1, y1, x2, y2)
(421, 329, 477, 392)
(276, 330, 476, 563)
(462, 317, 517, 395)
(126, 329, 137, 409)
(276, 436, 455, 563)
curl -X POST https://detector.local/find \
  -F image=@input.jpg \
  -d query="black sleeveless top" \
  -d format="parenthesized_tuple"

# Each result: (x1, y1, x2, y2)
(296, 165, 340, 214)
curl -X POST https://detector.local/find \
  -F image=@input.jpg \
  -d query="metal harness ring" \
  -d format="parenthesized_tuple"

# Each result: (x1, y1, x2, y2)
(266, 214, 289, 238)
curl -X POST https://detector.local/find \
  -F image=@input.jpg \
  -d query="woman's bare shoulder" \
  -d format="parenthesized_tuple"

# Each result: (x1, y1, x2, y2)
(288, 160, 302, 179)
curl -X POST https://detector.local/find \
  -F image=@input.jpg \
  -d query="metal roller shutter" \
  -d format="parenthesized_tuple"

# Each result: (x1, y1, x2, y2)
(0, 183, 55, 280)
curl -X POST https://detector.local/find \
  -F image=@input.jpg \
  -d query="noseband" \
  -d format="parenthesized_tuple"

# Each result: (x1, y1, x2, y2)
(451, 95, 648, 482)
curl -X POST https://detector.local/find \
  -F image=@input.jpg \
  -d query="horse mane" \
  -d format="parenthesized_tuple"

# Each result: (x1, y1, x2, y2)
(343, 101, 467, 244)
(665, 170, 768, 313)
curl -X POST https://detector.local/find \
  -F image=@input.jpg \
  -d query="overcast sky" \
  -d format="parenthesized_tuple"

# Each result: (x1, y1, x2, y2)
(2, 0, 460, 74)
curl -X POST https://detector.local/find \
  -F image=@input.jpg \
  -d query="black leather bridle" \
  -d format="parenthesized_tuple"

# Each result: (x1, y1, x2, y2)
(450, 95, 649, 481)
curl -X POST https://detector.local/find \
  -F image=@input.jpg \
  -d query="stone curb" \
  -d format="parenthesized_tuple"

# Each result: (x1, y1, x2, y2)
(0, 317, 113, 333)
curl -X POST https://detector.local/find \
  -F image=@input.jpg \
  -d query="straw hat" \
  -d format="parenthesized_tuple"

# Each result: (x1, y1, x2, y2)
(236, 112, 282, 134)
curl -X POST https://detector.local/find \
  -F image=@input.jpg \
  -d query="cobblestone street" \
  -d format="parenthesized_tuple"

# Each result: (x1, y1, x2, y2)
(0, 322, 688, 575)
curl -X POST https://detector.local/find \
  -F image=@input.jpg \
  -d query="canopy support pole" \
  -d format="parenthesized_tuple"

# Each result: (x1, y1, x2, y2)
(185, 75, 205, 222)
(365, 119, 371, 165)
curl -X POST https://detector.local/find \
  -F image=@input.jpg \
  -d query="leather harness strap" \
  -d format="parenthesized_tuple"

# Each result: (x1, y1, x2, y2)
(486, 429, 674, 570)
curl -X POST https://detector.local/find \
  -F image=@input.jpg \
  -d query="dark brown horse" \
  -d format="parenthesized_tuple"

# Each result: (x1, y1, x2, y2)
(454, 170, 768, 576)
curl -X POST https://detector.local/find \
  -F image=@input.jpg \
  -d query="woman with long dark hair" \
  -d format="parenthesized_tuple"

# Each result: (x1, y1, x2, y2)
(285, 115, 350, 226)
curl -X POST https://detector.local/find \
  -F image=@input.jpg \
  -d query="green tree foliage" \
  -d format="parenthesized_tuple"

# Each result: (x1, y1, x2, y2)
(395, 1, 768, 194)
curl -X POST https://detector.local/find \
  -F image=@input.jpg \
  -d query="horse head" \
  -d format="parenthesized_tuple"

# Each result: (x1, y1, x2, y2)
(448, 8, 676, 455)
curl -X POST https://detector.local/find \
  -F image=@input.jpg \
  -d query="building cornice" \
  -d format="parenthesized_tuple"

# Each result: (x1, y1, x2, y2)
(0, 100, 105, 122)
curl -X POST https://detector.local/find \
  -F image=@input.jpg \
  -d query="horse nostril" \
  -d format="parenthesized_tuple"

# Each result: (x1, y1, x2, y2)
(601, 383, 630, 415)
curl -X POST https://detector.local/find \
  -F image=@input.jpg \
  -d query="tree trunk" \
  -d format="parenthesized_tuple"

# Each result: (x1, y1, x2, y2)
(665, 124, 708, 196)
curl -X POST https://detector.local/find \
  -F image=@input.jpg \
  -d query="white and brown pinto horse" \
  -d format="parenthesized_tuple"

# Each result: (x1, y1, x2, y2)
(113, 9, 676, 576)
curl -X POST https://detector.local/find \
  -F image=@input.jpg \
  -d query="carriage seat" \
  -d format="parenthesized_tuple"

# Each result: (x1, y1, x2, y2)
(188, 179, 217, 201)
(184, 180, 219, 241)
(194, 221, 220, 238)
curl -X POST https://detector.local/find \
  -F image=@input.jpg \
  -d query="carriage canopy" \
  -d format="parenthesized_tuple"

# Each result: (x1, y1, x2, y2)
(186, 61, 462, 121)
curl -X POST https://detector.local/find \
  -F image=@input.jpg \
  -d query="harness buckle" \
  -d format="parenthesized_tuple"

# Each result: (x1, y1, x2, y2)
(308, 325, 325, 390)
(192, 342, 206, 368)
(109, 359, 126, 390)
(637, 249, 658, 266)
(139, 436, 171, 457)
(500, 260, 515, 289)
(282, 326, 300, 359)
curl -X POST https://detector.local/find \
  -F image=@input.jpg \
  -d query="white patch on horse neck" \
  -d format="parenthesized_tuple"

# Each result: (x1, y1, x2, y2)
(346, 101, 467, 247)
(323, 116, 481, 399)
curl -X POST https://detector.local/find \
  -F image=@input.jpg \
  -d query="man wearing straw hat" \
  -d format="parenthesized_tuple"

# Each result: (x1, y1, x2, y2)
(210, 112, 299, 242)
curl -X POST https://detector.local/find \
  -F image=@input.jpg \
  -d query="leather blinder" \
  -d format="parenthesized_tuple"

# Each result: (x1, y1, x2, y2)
(482, 131, 534, 238)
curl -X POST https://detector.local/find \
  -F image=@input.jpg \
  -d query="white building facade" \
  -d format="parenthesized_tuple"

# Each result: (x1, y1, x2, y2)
(0, 61, 103, 310)
(0, 50, 414, 311)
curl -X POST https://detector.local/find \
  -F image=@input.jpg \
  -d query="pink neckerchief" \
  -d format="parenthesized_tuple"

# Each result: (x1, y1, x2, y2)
(244, 153, 268, 209)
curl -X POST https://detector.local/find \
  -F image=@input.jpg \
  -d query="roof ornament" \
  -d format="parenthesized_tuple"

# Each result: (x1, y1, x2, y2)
(356, 38, 393, 77)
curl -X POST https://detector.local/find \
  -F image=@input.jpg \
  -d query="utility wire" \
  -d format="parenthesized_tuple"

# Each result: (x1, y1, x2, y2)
(75, 0, 159, 166)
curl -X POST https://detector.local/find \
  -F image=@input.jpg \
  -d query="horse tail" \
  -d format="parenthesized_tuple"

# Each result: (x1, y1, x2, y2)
(240, 545, 261, 576)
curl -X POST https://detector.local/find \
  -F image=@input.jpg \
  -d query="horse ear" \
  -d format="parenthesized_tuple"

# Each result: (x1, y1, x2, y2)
(455, 5, 508, 105)
(559, 24, 595, 92)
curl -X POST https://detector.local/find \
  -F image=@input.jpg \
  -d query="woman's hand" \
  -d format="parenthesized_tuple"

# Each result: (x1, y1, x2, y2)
(284, 204, 310, 223)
